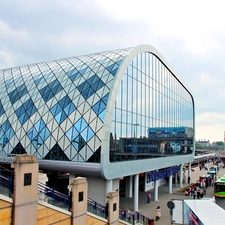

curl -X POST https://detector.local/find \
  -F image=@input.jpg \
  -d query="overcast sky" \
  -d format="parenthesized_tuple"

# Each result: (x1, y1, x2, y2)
(0, 0, 225, 143)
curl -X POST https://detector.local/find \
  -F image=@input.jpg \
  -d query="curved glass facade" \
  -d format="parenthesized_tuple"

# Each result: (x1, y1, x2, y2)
(0, 45, 194, 168)
(0, 48, 132, 162)
(110, 52, 194, 162)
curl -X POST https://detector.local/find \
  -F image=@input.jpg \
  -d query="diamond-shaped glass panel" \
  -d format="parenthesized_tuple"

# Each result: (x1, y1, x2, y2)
(39, 79, 63, 102)
(27, 119, 50, 149)
(16, 99, 37, 125)
(51, 96, 76, 124)
(8, 84, 28, 104)
(0, 101, 5, 117)
(77, 75, 104, 100)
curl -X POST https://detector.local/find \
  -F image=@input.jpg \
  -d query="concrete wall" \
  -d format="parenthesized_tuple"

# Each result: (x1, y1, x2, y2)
(0, 195, 12, 225)
(37, 201, 71, 225)
(0, 196, 127, 225)
(87, 177, 119, 205)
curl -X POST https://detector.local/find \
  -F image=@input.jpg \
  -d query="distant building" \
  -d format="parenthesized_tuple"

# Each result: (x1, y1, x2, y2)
(197, 140, 210, 147)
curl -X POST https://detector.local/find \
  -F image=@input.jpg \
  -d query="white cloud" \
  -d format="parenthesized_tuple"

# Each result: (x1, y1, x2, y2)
(1, 0, 225, 142)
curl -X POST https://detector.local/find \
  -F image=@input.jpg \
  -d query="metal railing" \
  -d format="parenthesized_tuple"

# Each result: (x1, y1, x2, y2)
(87, 198, 108, 219)
(119, 209, 153, 224)
(38, 181, 70, 210)
(0, 174, 152, 224)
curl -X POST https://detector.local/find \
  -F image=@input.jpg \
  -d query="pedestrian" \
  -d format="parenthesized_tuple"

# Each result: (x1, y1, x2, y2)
(147, 193, 151, 204)
(203, 186, 206, 196)
(155, 206, 161, 221)
(188, 187, 191, 196)
(188, 176, 191, 184)
(193, 189, 197, 199)
(197, 189, 200, 199)
(211, 179, 214, 187)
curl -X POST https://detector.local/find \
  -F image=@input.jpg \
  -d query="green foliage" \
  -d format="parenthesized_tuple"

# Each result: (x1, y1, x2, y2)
(216, 141, 224, 146)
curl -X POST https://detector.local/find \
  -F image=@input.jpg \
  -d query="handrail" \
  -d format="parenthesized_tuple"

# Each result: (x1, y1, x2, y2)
(0, 174, 152, 224)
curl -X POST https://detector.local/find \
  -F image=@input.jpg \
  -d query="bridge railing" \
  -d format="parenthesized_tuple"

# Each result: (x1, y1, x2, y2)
(0, 175, 152, 224)
(0, 175, 13, 198)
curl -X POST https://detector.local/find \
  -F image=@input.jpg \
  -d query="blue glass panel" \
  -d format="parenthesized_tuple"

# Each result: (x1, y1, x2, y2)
(92, 101, 101, 114)
(80, 118, 88, 132)
(64, 104, 70, 115)
(59, 111, 67, 123)
(80, 67, 88, 75)
(70, 72, 81, 82)
(81, 127, 94, 142)
(8, 84, 28, 105)
(86, 127, 94, 141)
(59, 96, 71, 108)
(51, 104, 62, 117)
(40, 80, 62, 102)
(91, 81, 99, 91)
(87, 88, 95, 98)
(99, 110, 105, 122)
(19, 114, 25, 124)
(81, 88, 89, 99)
(87, 75, 95, 84)
(77, 82, 86, 93)
(66, 128, 73, 141)
(116, 59, 123, 66)
(5, 128, 14, 140)
(39, 127, 50, 141)
(111, 68, 118, 76)
(112, 63, 119, 71)
(71, 136, 79, 150)
(72, 128, 79, 140)
(34, 119, 45, 132)
(34, 77, 44, 85)
(68, 104, 76, 114)
(27, 119, 50, 143)
(98, 101, 106, 113)
(67, 68, 78, 77)
(2, 120, 11, 133)
(97, 80, 104, 90)
(106, 64, 115, 72)
(16, 99, 37, 125)
(0, 129, 3, 138)
(55, 112, 62, 124)
(0, 102, 5, 117)
(102, 93, 109, 104)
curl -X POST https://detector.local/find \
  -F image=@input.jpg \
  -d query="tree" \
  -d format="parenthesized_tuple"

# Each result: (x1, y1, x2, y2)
(215, 141, 224, 147)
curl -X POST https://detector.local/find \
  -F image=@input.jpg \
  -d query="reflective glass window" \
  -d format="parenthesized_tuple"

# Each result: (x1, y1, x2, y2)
(110, 52, 194, 162)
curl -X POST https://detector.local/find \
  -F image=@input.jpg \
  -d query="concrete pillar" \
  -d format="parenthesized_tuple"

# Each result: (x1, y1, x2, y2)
(106, 179, 113, 196)
(134, 174, 139, 211)
(175, 173, 178, 186)
(168, 175, 172, 193)
(188, 163, 191, 183)
(68, 173, 76, 191)
(125, 176, 133, 198)
(154, 180, 158, 201)
(179, 164, 183, 188)
(106, 191, 119, 225)
(11, 154, 38, 225)
(69, 177, 87, 225)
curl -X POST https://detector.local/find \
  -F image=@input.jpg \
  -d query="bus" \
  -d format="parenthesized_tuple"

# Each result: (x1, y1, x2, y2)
(214, 176, 225, 197)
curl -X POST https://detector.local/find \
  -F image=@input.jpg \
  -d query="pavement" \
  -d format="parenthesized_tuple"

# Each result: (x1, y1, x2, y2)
(120, 162, 225, 225)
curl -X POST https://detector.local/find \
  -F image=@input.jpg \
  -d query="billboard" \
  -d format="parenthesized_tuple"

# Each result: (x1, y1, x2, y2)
(148, 127, 187, 138)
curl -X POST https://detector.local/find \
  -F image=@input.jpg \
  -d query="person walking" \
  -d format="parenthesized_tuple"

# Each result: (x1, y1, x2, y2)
(193, 189, 197, 199)
(197, 189, 201, 199)
(147, 193, 151, 204)
(155, 206, 161, 221)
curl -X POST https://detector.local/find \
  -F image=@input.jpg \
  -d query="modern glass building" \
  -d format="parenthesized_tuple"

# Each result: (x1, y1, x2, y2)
(0, 44, 195, 182)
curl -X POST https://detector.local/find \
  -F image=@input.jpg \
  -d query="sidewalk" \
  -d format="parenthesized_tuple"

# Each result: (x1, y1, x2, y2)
(120, 162, 224, 225)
